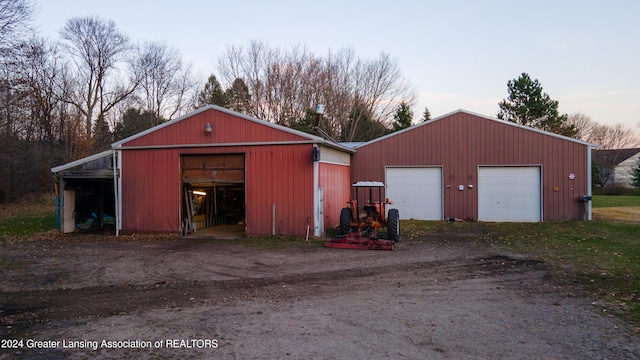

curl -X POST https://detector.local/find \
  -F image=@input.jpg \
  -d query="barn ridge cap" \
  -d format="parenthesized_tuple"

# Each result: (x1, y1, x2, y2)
(352, 108, 597, 149)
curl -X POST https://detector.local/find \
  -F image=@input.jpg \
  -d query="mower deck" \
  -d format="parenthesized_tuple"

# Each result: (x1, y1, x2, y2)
(324, 233, 395, 251)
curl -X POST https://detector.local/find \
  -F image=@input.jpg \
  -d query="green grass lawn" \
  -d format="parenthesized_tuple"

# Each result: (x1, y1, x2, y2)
(0, 214, 56, 238)
(593, 195, 640, 208)
(0, 202, 57, 241)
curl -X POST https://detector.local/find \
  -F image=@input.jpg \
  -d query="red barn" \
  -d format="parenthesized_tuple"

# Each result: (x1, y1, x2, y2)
(53, 106, 352, 237)
(53, 108, 595, 236)
(351, 110, 595, 222)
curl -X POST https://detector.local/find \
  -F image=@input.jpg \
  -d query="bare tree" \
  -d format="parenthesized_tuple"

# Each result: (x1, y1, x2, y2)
(569, 112, 601, 143)
(217, 44, 244, 86)
(0, 0, 33, 57)
(22, 37, 64, 142)
(216, 41, 415, 140)
(318, 48, 358, 138)
(59, 16, 134, 136)
(571, 112, 640, 187)
(0, 0, 34, 135)
(130, 41, 197, 120)
(0, 0, 35, 202)
(570, 112, 639, 149)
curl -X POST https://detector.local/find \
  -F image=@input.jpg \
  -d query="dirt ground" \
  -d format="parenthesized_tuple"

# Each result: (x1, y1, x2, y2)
(1, 231, 639, 359)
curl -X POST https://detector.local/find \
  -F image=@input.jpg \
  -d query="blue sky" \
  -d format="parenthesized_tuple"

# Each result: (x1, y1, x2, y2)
(35, 0, 640, 129)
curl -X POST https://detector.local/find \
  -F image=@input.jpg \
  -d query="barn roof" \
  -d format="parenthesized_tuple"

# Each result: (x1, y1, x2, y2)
(353, 109, 596, 149)
(51, 150, 113, 175)
(111, 105, 354, 153)
(592, 148, 640, 168)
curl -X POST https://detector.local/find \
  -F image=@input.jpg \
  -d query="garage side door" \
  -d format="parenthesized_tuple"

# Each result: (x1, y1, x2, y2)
(386, 167, 442, 220)
(478, 166, 541, 222)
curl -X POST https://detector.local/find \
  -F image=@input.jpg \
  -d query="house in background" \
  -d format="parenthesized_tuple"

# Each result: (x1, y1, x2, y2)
(592, 148, 640, 189)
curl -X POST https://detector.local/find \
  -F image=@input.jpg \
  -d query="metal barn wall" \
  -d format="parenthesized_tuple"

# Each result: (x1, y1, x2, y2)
(244, 145, 314, 236)
(121, 149, 181, 232)
(121, 144, 316, 236)
(319, 162, 351, 230)
(351, 111, 590, 221)
(118, 108, 319, 236)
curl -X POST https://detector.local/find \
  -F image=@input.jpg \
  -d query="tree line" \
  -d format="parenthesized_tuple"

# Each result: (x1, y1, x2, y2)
(1, 1, 638, 202)
(1, 1, 422, 201)
(498, 72, 640, 189)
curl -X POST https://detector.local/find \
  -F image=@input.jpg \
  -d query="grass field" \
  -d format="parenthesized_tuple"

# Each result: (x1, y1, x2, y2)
(592, 195, 640, 222)
(593, 195, 640, 208)
(0, 200, 56, 240)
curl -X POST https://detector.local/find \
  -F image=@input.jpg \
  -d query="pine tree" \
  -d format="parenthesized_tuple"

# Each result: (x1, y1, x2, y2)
(225, 78, 251, 114)
(341, 104, 387, 142)
(93, 115, 112, 151)
(287, 108, 316, 135)
(197, 75, 228, 108)
(421, 106, 431, 122)
(498, 73, 577, 137)
(392, 102, 413, 131)
(113, 108, 165, 141)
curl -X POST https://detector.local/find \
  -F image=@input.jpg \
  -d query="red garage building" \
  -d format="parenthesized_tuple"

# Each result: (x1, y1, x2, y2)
(351, 110, 595, 222)
(53, 106, 352, 237)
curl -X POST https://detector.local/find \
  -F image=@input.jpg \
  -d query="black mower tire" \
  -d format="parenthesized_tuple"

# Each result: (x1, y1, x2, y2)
(339, 207, 353, 235)
(387, 208, 399, 241)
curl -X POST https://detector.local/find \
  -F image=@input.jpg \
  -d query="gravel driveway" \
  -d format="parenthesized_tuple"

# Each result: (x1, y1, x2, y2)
(1, 233, 639, 359)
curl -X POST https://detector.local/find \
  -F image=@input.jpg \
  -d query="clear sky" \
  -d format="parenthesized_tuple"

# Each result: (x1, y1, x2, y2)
(34, 0, 640, 129)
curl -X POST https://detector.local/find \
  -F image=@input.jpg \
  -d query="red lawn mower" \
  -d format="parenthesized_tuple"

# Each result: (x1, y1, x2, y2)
(324, 181, 399, 250)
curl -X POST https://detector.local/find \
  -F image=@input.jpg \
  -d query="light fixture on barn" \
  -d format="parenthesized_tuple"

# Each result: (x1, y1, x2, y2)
(315, 104, 325, 127)
(313, 104, 338, 143)
(204, 122, 212, 133)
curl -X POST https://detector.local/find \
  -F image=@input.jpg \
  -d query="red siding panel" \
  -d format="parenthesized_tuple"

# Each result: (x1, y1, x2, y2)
(319, 163, 351, 230)
(117, 108, 343, 236)
(352, 111, 590, 221)
(121, 150, 182, 232)
(122, 108, 309, 147)
(244, 145, 315, 236)
(121, 144, 315, 235)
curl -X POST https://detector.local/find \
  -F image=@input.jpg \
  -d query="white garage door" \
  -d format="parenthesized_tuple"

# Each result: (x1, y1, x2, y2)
(386, 167, 442, 220)
(478, 166, 541, 222)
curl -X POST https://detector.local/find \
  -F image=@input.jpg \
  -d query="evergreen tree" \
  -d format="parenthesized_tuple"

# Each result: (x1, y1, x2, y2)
(498, 73, 577, 137)
(93, 115, 112, 151)
(421, 106, 431, 122)
(225, 78, 251, 114)
(113, 108, 166, 141)
(197, 75, 228, 108)
(392, 102, 413, 131)
(287, 108, 316, 135)
(341, 104, 387, 142)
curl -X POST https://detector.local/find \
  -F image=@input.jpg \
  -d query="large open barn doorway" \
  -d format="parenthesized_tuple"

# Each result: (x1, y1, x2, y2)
(181, 154, 245, 237)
